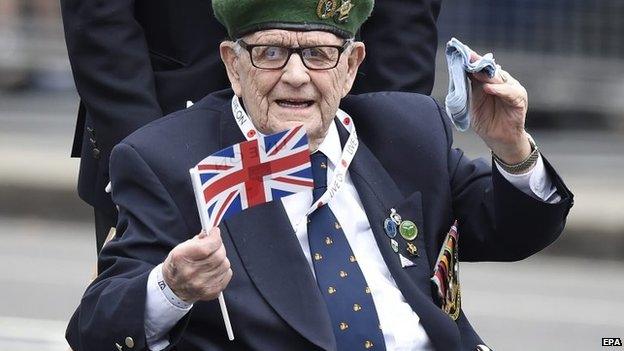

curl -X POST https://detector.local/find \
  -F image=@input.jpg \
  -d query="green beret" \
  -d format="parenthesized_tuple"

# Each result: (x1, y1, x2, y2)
(213, 0, 374, 39)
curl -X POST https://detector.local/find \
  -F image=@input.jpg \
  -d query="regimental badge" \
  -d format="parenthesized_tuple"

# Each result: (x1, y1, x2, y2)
(399, 220, 418, 241)
(390, 239, 399, 253)
(406, 242, 418, 257)
(399, 253, 416, 268)
(384, 218, 397, 238)
(390, 208, 402, 225)
(430, 220, 461, 320)
(335, 0, 354, 23)
(387, 208, 421, 261)
(317, 0, 338, 19)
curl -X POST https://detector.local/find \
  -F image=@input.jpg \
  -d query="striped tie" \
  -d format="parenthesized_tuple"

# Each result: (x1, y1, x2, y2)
(307, 151, 386, 350)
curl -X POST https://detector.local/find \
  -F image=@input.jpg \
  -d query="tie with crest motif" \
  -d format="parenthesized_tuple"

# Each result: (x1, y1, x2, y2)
(307, 151, 386, 350)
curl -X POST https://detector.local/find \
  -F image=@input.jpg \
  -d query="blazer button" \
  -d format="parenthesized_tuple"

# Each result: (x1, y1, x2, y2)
(92, 148, 101, 159)
(125, 336, 134, 348)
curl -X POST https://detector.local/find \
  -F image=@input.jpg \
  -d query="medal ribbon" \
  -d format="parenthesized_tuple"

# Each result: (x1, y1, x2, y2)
(231, 95, 358, 217)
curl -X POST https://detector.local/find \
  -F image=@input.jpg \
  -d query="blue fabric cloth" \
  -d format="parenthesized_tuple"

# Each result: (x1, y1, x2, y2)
(307, 152, 386, 351)
(444, 37, 498, 132)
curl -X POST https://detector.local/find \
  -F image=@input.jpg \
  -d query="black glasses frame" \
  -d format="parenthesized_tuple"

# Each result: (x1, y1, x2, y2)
(236, 40, 352, 71)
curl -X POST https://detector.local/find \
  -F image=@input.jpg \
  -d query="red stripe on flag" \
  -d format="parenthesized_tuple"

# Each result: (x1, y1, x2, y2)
(203, 148, 311, 206)
(240, 140, 266, 207)
(268, 125, 303, 156)
(213, 190, 237, 227)
(198, 164, 234, 171)
(274, 176, 314, 187)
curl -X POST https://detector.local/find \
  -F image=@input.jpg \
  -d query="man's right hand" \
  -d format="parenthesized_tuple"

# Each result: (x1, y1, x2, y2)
(162, 227, 233, 303)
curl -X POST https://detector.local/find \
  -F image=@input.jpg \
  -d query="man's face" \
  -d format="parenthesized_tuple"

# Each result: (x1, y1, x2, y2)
(221, 30, 365, 147)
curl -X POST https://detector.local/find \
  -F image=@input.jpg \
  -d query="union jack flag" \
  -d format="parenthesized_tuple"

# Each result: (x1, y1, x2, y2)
(190, 125, 313, 228)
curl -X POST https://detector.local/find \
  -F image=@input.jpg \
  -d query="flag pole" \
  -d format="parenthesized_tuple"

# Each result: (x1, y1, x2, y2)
(189, 167, 235, 341)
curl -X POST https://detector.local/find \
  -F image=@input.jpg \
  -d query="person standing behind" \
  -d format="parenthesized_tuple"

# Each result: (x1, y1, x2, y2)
(354, 0, 443, 94)
(60, 0, 229, 252)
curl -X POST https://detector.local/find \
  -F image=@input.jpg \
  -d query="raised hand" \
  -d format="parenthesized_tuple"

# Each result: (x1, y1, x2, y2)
(162, 227, 233, 303)
(469, 52, 531, 164)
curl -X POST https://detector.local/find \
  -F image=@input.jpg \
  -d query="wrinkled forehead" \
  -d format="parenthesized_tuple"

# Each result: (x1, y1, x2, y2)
(242, 29, 346, 46)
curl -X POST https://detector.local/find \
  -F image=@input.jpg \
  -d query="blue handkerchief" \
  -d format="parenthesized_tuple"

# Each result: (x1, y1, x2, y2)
(444, 38, 498, 132)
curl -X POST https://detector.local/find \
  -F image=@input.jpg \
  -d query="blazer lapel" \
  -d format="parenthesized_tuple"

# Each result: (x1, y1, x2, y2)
(340, 124, 461, 351)
(218, 106, 336, 351)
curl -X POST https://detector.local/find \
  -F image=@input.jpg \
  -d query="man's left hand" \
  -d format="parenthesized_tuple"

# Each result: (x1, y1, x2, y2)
(469, 52, 531, 164)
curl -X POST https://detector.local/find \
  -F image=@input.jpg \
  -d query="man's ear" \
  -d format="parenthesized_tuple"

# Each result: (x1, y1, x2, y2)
(220, 42, 243, 96)
(341, 42, 366, 97)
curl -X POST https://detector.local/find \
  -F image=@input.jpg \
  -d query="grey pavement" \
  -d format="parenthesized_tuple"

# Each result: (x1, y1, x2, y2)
(0, 217, 622, 351)
(0, 218, 93, 351)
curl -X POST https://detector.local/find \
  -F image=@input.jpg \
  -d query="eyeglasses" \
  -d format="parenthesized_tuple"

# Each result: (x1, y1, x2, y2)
(236, 39, 353, 71)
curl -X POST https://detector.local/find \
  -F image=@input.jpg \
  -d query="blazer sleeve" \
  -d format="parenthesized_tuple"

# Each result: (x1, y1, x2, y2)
(66, 142, 192, 351)
(434, 101, 574, 262)
(60, 0, 163, 163)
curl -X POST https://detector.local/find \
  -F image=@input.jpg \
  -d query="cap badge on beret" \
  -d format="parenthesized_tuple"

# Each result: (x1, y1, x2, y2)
(213, 0, 373, 39)
(317, 0, 354, 23)
(337, 0, 354, 22)
(317, 0, 337, 19)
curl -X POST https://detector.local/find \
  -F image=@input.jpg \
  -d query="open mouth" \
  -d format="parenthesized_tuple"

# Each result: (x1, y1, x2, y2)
(275, 99, 315, 109)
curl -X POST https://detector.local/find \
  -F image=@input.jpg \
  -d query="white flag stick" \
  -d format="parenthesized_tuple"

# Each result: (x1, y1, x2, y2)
(189, 167, 235, 341)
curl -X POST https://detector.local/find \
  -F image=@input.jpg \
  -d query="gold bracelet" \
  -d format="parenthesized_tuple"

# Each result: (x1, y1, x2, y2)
(491, 133, 539, 175)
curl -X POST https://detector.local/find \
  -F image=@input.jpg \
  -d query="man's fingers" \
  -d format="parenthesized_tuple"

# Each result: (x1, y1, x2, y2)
(469, 71, 493, 83)
(163, 227, 232, 301)
(469, 50, 481, 63)
(196, 230, 208, 239)
(470, 68, 510, 85)
(482, 83, 527, 108)
(196, 255, 231, 282)
(195, 226, 220, 239)
(181, 228, 223, 261)
(221, 268, 233, 289)
(468, 48, 515, 85)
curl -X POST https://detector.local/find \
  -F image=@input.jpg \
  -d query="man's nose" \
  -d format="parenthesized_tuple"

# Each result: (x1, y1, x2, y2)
(281, 53, 311, 87)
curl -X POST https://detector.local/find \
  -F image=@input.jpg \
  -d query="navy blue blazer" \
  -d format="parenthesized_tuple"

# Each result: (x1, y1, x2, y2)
(66, 89, 573, 351)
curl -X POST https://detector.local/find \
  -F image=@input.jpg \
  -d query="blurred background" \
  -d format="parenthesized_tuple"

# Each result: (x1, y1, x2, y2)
(0, 0, 622, 350)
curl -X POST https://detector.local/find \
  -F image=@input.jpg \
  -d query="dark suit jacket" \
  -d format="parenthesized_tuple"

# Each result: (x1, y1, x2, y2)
(353, 0, 443, 94)
(66, 90, 573, 351)
(61, 0, 229, 219)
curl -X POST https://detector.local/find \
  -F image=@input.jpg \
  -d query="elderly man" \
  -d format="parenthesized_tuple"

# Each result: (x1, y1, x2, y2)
(66, 1, 573, 350)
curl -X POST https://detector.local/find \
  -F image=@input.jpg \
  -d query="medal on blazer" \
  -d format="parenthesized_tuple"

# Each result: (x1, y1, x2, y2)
(231, 95, 359, 222)
(431, 220, 461, 320)
(399, 220, 418, 241)
(385, 208, 420, 259)
(383, 217, 397, 239)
